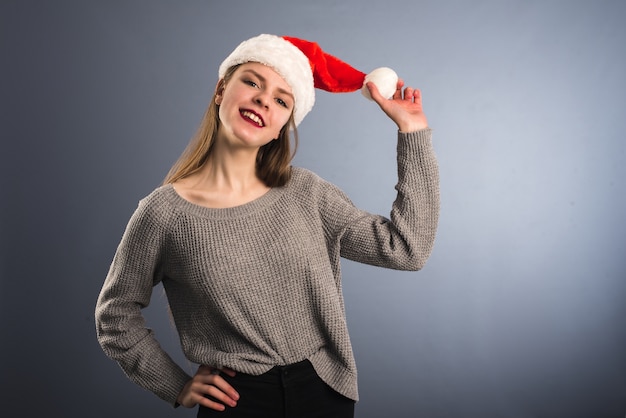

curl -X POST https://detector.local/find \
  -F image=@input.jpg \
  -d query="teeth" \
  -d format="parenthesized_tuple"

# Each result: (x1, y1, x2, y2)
(241, 111, 264, 127)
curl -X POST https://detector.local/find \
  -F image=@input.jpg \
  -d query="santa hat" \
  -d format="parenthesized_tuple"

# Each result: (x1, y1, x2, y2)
(218, 34, 398, 126)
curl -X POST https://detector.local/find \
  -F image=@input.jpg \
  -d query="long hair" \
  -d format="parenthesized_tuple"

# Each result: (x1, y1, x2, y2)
(163, 64, 299, 187)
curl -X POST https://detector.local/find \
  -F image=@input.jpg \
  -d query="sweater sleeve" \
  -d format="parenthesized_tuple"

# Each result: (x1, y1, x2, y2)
(333, 129, 440, 270)
(95, 196, 191, 406)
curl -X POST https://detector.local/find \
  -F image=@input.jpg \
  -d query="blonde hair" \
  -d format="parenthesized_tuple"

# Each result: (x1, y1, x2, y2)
(163, 64, 299, 187)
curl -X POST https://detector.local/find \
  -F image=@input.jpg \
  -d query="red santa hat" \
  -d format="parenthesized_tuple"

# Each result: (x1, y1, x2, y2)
(218, 34, 398, 126)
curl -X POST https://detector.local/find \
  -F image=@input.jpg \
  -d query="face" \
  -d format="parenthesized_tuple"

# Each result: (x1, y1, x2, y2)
(215, 62, 294, 149)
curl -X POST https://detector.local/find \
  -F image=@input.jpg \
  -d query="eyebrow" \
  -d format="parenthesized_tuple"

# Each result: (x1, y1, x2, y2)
(241, 68, 294, 99)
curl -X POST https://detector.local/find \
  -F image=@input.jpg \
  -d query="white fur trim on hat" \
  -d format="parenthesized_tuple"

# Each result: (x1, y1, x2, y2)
(218, 34, 315, 127)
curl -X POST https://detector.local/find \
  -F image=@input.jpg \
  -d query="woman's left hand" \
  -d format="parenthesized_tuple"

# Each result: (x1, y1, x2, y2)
(366, 79, 429, 132)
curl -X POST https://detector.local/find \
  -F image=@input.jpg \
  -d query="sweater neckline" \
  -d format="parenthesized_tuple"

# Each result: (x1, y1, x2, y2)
(162, 182, 285, 219)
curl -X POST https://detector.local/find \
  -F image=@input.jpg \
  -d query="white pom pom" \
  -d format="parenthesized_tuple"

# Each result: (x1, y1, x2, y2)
(361, 67, 398, 100)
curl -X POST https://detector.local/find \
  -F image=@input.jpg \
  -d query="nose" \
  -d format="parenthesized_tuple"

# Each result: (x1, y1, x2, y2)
(254, 91, 270, 108)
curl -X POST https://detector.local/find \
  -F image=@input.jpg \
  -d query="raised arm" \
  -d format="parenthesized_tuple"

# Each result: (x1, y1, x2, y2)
(337, 79, 439, 270)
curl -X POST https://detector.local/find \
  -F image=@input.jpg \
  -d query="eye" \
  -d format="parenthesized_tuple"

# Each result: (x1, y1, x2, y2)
(243, 79, 258, 88)
(276, 98, 289, 108)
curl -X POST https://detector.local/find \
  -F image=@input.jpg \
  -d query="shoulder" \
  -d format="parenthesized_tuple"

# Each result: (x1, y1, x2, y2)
(289, 166, 329, 189)
(132, 184, 179, 227)
(288, 166, 352, 205)
(287, 166, 334, 198)
(139, 184, 176, 208)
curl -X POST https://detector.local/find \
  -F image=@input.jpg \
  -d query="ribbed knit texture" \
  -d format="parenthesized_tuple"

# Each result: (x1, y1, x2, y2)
(95, 129, 439, 406)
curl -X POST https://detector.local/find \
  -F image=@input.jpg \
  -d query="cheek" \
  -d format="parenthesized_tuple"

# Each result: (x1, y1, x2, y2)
(217, 96, 237, 127)
(264, 112, 289, 139)
(273, 112, 291, 135)
(273, 124, 287, 139)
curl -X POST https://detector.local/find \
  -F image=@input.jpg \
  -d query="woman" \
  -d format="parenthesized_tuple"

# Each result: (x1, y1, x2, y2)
(95, 34, 439, 417)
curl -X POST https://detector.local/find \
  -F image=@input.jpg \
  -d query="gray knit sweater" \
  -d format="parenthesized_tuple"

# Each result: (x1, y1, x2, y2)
(95, 129, 439, 405)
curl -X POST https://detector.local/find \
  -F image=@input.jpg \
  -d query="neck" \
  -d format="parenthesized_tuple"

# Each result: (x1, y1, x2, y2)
(171, 130, 272, 209)
(193, 123, 266, 185)
(199, 143, 261, 191)
(173, 148, 268, 209)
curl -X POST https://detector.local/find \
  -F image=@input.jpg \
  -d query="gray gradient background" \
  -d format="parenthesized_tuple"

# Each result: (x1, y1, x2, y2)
(2, 1, 625, 417)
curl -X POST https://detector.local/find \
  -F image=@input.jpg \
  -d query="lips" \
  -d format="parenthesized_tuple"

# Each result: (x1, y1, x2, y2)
(240, 109, 265, 127)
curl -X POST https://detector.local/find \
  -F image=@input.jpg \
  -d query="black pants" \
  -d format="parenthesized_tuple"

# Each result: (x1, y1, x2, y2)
(197, 360, 355, 418)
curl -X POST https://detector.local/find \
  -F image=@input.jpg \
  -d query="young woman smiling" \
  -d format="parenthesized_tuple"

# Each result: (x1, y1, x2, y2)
(96, 34, 440, 418)
(172, 63, 295, 210)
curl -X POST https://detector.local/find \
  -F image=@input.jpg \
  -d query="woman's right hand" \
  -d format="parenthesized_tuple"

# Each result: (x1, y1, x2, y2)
(177, 365, 240, 411)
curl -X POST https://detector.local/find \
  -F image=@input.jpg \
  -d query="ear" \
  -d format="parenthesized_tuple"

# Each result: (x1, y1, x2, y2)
(215, 79, 225, 105)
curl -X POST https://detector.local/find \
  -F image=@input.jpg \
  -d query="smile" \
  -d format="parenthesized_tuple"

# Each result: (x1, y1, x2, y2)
(240, 110, 265, 127)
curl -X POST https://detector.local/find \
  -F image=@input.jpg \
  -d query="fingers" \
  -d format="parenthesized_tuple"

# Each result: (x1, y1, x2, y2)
(378, 78, 421, 104)
(393, 79, 419, 103)
(220, 367, 238, 378)
(411, 88, 422, 107)
(366, 76, 427, 131)
(392, 79, 405, 100)
(195, 377, 239, 411)
(400, 86, 422, 104)
(366, 81, 383, 103)
(199, 369, 240, 403)
(403, 86, 414, 102)
(178, 366, 240, 411)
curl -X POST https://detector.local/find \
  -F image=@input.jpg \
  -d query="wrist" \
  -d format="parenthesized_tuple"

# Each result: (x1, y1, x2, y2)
(398, 123, 429, 133)
(397, 117, 428, 133)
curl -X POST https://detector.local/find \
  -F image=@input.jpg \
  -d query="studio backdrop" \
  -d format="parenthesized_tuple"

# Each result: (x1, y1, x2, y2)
(2, 1, 625, 417)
